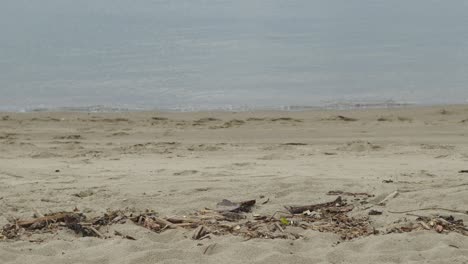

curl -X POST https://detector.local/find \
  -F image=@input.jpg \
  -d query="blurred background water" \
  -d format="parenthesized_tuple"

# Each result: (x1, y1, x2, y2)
(1, 0, 467, 111)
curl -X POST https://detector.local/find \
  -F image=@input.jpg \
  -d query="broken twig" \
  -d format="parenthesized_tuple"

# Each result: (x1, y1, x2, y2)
(377, 191, 399, 206)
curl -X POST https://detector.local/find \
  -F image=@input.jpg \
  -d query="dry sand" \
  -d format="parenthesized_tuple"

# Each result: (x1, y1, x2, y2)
(0, 105, 467, 263)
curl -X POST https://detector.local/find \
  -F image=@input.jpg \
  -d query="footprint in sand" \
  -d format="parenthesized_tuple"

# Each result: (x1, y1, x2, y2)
(258, 153, 295, 160)
(31, 152, 61, 159)
(173, 170, 199, 176)
(110, 132, 130, 137)
(192, 117, 222, 126)
(246, 117, 267, 122)
(337, 140, 382, 152)
(215, 119, 245, 128)
(0, 133, 17, 140)
(322, 115, 358, 122)
(53, 135, 83, 140)
(420, 144, 455, 150)
(187, 144, 222, 152)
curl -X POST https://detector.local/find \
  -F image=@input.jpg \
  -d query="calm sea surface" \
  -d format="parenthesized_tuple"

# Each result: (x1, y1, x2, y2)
(1, 0, 468, 111)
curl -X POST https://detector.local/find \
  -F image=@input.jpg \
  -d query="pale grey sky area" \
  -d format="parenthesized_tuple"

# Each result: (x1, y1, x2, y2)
(1, 0, 467, 110)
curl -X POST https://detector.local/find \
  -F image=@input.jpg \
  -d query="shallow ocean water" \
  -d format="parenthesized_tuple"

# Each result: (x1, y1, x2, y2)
(1, 0, 467, 111)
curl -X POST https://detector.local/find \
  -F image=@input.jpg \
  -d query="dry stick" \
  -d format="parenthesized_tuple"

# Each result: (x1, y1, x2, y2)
(154, 218, 178, 229)
(88, 226, 105, 239)
(419, 222, 431, 230)
(285, 197, 343, 214)
(388, 208, 468, 215)
(159, 224, 170, 232)
(377, 191, 399, 206)
(274, 223, 284, 233)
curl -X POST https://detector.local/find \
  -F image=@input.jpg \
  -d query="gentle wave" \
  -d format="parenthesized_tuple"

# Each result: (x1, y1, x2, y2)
(3, 100, 422, 113)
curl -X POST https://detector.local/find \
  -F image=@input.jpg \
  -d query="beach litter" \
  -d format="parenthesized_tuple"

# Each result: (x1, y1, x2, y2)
(2, 195, 467, 242)
(387, 215, 467, 235)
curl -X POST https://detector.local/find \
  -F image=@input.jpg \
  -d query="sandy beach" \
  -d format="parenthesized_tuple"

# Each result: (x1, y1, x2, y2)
(0, 105, 467, 264)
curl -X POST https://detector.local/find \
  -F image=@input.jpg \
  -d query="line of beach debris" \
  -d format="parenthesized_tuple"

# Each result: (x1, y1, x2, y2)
(2, 192, 467, 242)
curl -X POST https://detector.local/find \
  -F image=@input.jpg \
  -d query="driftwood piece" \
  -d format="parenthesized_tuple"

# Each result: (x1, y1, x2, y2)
(153, 218, 178, 229)
(285, 197, 345, 214)
(216, 199, 256, 213)
(326, 205, 354, 213)
(16, 212, 82, 229)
